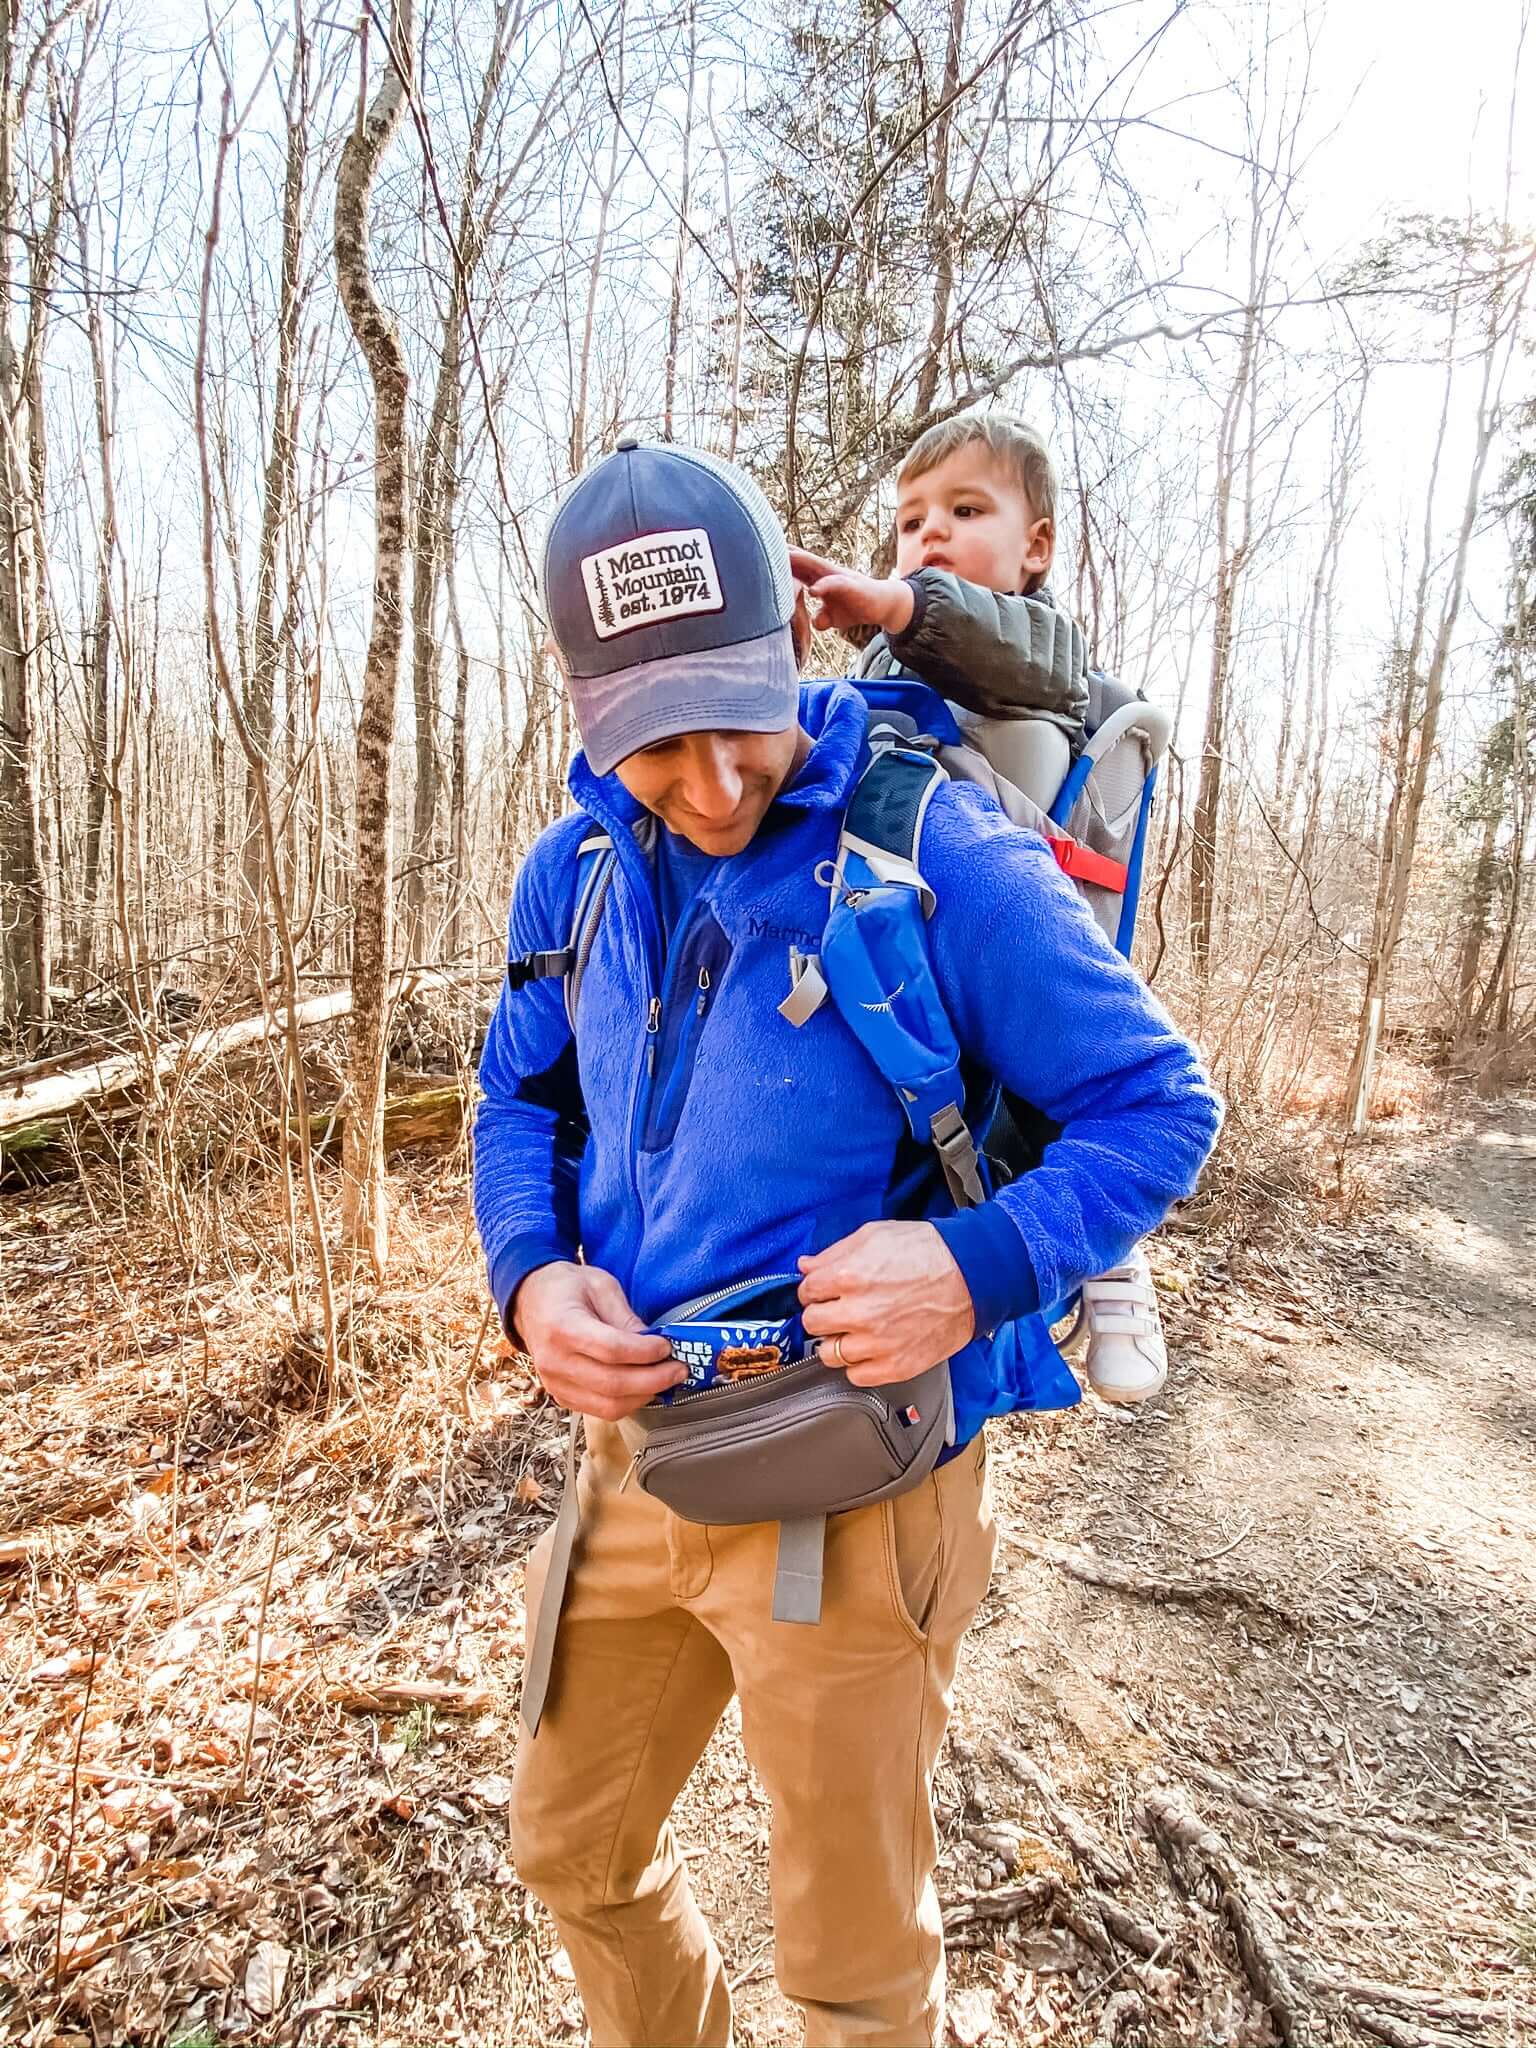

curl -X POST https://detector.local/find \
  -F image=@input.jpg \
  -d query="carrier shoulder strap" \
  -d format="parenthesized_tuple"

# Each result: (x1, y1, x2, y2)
(505, 829, 617, 1034)
(782, 729, 984, 1213)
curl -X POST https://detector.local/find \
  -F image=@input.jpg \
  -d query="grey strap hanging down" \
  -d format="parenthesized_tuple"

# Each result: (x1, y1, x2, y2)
(520, 1414, 583, 1734)
(772, 1516, 826, 1625)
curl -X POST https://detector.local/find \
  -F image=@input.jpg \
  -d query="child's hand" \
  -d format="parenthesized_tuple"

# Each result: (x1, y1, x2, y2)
(789, 548, 915, 639)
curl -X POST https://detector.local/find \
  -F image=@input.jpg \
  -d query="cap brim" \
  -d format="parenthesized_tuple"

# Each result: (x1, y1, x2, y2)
(576, 623, 800, 777)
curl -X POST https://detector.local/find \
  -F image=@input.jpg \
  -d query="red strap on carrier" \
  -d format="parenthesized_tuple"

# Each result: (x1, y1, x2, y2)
(1049, 836, 1128, 893)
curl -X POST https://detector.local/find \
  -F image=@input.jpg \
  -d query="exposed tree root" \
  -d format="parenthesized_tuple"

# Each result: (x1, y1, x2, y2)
(1143, 1784, 1319, 2047)
(991, 1737, 1134, 1887)
(1006, 1533, 1298, 1626)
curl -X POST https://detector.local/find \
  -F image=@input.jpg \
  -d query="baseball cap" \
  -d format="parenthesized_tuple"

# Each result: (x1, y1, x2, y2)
(542, 440, 798, 776)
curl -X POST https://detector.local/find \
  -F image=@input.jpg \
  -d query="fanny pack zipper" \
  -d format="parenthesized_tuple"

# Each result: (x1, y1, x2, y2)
(661, 1269, 801, 1323)
(665, 1346, 818, 1405)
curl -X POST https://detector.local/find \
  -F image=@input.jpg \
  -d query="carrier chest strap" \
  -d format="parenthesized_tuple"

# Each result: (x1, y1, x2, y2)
(506, 949, 573, 992)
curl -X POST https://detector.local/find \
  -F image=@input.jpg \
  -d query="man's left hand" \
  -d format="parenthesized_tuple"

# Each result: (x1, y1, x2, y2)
(798, 1222, 975, 1386)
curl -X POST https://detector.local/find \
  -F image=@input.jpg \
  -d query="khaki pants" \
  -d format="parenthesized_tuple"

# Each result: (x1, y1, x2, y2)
(508, 1420, 997, 2048)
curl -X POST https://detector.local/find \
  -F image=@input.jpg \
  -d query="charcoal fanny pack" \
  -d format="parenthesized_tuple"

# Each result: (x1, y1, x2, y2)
(520, 1274, 954, 1735)
(619, 1274, 953, 1531)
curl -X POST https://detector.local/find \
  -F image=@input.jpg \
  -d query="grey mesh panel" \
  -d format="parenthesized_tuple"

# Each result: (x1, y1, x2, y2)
(938, 702, 1156, 948)
(669, 447, 795, 624)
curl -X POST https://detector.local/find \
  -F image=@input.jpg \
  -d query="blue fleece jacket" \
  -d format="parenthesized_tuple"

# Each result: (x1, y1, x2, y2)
(474, 681, 1221, 1438)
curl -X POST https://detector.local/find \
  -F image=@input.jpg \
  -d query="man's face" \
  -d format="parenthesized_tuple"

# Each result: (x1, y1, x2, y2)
(614, 724, 809, 855)
(894, 446, 1053, 594)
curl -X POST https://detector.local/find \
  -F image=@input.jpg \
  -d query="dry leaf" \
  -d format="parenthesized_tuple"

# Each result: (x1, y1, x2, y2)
(245, 1937, 291, 2017)
(469, 1773, 514, 1809)
(947, 1985, 995, 2046)
(514, 1473, 544, 1504)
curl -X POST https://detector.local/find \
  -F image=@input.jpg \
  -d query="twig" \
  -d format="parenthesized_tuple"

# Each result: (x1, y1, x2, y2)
(1143, 1785, 1318, 2047)
(240, 1482, 287, 1798)
(727, 1934, 774, 1994)
(1191, 1517, 1256, 1565)
(52, 1641, 98, 1990)
(331, 1678, 492, 1715)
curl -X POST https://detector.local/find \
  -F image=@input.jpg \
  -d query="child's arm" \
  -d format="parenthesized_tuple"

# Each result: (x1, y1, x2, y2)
(791, 549, 1088, 731)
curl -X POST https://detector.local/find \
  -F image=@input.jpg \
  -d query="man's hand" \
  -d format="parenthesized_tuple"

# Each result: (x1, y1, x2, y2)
(798, 1222, 975, 1386)
(790, 548, 915, 639)
(513, 1262, 685, 1419)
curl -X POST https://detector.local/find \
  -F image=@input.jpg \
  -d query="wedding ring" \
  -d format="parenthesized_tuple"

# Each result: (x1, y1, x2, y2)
(827, 1335, 846, 1367)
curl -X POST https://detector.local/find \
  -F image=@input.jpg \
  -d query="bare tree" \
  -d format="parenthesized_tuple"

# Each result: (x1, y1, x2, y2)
(1346, 228, 1534, 1128)
(335, 0, 414, 1269)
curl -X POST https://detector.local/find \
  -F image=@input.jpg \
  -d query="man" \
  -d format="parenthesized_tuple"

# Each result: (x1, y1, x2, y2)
(475, 440, 1220, 2048)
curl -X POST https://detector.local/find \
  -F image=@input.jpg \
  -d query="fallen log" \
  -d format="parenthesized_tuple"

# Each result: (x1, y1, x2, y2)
(305, 1084, 464, 1157)
(0, 988, 353, 1130)
(0, 971, 455, 1134)
(2, 1081, 469, 1185)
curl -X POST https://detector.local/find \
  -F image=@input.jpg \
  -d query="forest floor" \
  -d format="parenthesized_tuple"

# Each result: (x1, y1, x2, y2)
(1, 1092, 1533, 2047)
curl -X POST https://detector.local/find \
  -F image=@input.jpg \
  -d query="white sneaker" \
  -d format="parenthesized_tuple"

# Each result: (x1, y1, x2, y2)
(1081, 1251, 1168, 1405)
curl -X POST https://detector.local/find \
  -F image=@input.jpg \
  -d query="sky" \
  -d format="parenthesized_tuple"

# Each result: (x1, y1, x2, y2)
(58, 0, 1536, 795)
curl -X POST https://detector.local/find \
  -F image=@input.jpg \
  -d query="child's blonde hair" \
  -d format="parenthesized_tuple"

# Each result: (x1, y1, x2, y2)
(898, 412, 1058, 528)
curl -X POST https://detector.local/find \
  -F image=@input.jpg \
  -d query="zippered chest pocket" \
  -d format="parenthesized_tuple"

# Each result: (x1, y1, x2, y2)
(641, 912, 731, 1152)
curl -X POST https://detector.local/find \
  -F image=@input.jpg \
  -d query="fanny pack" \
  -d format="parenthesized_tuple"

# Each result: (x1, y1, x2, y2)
(520, 1275, 953, 1733)
(623, 1271, 952, 1544)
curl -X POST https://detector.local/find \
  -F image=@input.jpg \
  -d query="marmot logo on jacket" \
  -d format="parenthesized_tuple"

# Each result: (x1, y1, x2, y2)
(581, 527, 725, 639)
(747, 913, 819, 946)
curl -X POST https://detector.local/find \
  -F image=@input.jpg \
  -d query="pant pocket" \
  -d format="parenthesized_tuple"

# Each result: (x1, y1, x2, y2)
(881, 1474, 945, 1649)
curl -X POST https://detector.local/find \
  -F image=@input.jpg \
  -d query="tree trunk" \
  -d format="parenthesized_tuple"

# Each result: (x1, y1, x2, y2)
(335, 0, 414, 1272)
(1188, 280, 1260, 976)
(662, 0, 696, 441)
(0, 2, 47, 1039)
(912, 0, 964, 423)
(242, 45, 310, 980)
(1345, 274, 1518, 1122)
(570, 7, 624, 475)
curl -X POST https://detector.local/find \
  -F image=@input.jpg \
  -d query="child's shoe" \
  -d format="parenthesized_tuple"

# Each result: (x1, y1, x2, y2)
(1082, 1250, 1167, 1405)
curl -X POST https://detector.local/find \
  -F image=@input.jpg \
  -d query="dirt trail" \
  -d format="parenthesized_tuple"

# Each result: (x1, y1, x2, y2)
(2, 1103, 1533, 2046)
(686, 1101, 1536, 2045)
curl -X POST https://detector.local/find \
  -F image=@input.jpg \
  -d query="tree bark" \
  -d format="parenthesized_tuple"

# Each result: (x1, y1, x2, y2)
(334, 0, 414, 1272)
(242, 39, 310, 980)
(0, 0, 48, 1039)
(912, 0, 964, 424)
(661, 0, 696, 441)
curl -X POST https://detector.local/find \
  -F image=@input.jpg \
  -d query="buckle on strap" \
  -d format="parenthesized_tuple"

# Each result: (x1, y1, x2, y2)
(507, 948, 574, 992)
(930, 1102, 985, 1210)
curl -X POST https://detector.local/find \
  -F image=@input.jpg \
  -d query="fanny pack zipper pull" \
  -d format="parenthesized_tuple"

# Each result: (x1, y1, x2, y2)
(617, 1450, 640, 1492)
